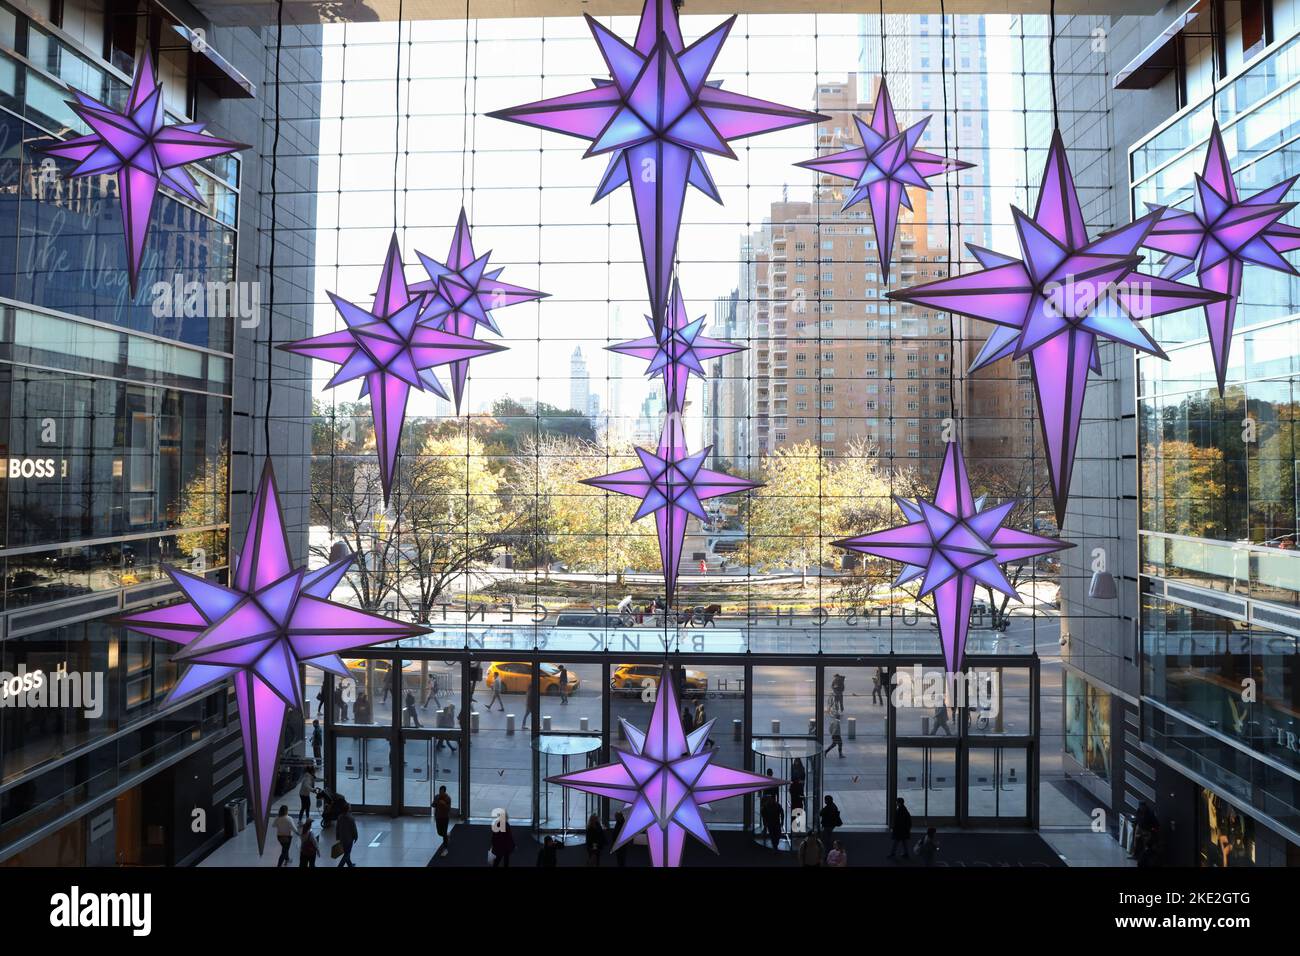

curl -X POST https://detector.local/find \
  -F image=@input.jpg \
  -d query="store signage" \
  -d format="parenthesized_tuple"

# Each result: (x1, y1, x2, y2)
(0, 457, 63, 479)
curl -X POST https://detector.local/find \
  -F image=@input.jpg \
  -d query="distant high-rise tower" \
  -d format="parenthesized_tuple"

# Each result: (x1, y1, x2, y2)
(570, 346, 590, 415)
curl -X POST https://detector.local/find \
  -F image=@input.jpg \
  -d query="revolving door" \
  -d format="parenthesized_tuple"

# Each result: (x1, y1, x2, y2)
(534, 735, 602, 845)
(750, 736, 822, 850)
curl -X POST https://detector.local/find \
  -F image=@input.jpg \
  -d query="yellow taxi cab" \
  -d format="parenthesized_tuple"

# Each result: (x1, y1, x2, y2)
(484, 662, 581, 696)
(610, 663, 707, 695)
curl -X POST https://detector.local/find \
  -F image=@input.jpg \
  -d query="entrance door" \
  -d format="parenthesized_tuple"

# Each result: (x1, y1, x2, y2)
(966, 745, 1029, 821)
(894, 745, 957, 822)
(334, 736, 393, 812)
(402, 735, 461, 814)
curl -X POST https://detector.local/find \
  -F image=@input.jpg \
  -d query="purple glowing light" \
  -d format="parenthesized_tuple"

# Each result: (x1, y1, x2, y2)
(1141, 121, 1300, 395)
(833, 440, 1071, 673)
(888, 131, 1226, 526)
(582, 415, 757, 599)
(39, 50, 248, 295)
(118, 461, 428, 851)
(279, 233, 504, 505)
(487, 0, 825, 333)
(548, 675, 778, 866)
(607, 278, 744, 413)
(795, 78, 973, 281)
(409, 208, 547, 413)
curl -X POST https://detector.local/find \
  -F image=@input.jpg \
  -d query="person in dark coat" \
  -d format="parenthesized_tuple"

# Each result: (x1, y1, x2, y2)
(522, 678, 539, 730)
(585, 814, 606, 866)
(820, 794, 843, 846)
(310, 719, 322, 766)
(613, 810, 629, 867)
(760, 794, 783, 851)
(335, 800, 359, 867)
(491, 816, 516, 867)
(537, 835, 558, 867)
(889, 797, 912, 859)
(433, 785, 453, 856)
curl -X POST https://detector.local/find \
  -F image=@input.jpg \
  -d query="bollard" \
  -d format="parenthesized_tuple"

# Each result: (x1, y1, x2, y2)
(770, 719, 780, 734)
(847, 716, 857, 740)
(470, 711, 480, 733)
(506, 713, 516, 735)
(580, 716, 589, 732)
(542, 715, 553, 732)
(438, 705, 453, 729)
(921, 716, 930, 736)
(732, 718, 742, 741)
(808, 718, 817, 735)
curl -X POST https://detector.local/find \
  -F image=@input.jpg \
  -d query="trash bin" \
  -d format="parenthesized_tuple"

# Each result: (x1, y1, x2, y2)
(233, 797, 248, 832)
(223, 802, 239, 840)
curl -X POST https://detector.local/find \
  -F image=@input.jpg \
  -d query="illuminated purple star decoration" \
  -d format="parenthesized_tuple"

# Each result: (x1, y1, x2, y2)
(409, 208, 547, 412)
(833, 441, 1070, 673)
(888, 131, 1226, 526)
(1142, 121, 1300, 395)
(582, 416, 757, 598)
(39, 50, 248, 295)
(795, 78, 972, 281)
(607, 278, 743, 413)
(279, 233, 503, 505)
(118, 462, 428, 851)
(549, 674, 777, 867)
(488, 0, 824, 333)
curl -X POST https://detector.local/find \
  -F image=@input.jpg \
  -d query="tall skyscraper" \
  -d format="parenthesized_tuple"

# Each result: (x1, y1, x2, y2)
(569, 346, 590, 416)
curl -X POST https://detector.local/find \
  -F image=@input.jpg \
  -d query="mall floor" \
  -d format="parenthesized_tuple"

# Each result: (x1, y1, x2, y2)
(199, 791, 1134, 868)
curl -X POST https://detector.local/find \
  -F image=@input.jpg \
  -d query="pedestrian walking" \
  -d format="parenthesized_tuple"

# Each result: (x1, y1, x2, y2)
(820, 795, 842, 845)
(694, 701, 713, 747)
(298, 820, 319, 868)
(916, 826, 940, 866)
(487, 673, 506, 712)
(797, 831, 824, 867)
(831, 672, 846, 713)
(335, 799, 358, 867)
(522, 679, 538, 730)
(873, 667, 887, 706)
(315, 689, 325, 718)
(613, 810, 629, 867)
(888, 797, 912, 859)
(585, 814, 606, 866)
(310, 718, 322, 766)
(537, 835, 558, 867)
(298, 767, 316, 822)
(826, 840, 848, 867)
(422, 674, 441, 710)
(760, 793, 783, 851)
(930, 704, 952, 736)
(490, 815, 515, 867)
(433, 785, 453, 856)
(824, 715, 844, 757)
(403, 690, 422, 728)
(273, 805, 295, 867)
(557, 665, 570, 706)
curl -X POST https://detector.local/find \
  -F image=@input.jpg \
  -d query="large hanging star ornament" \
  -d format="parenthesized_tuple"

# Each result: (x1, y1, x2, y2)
(280, 233, 504, 505)
(1141, 121, 1300, 395)
(39, 50, 248, 294)
(549, 675, 778, 867)
(795, 78, 972, 281)
(117, 462, 428, 851)
(409, 208, 547, 412)
(834, 441, 1071, 673)
(488, 0, 825, 333)
(888, 131, 1227, 526)
(583, 416, 757, 598)
(608, 278, 743, 413)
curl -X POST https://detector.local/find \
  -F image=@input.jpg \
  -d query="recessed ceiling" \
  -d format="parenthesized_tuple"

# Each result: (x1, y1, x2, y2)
(188, 0, 1166, 27)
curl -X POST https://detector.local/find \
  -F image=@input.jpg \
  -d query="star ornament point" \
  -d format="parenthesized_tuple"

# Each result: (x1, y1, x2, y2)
(280, 233, 505, 505)
(549, 676, 778, 866)
(833, 441, 1071, 673)
(410, 208, 547, 412)
(608, 279, 744, 413)
(1142, 121, 1300, 395)
(488, 0, 825, 332)
(888, 130, 1226, 526)
(39, 50, 249, 294)
(582, 416, 757, 598)
(117, 462, 428, 851)
(795, 78, 973, 281)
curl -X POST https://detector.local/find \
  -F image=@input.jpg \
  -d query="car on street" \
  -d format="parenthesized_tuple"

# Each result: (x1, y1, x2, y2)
(610, 663, 708, 695)
(484, 661, 582, 696)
